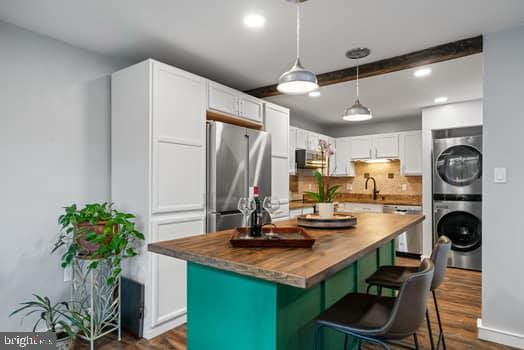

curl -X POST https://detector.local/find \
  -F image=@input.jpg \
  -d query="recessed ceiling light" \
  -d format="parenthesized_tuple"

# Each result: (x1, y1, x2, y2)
(308, 91, 321, 97)
(243, 13, 266, 28)
(434, 96, 448, 104)
(414, 68, 431, 77)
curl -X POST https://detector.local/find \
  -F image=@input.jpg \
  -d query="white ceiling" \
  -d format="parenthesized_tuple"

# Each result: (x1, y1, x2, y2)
(266, 54, 483, 127)
(0, 1, 523, 91)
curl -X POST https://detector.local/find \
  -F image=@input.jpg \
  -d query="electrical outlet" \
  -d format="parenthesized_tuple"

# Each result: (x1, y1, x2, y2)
(346, 183, 353, 191)
(308, 184, 312, 190)
(64, 266, 72, 282)
(401, 184, 408, 191)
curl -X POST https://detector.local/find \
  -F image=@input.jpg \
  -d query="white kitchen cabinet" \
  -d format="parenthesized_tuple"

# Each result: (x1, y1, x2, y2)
(339, 202, 384, 213)
(350, 133, 399, 160)
(272, 156, 290, 204)
(303, 206, 314, 215)
(350, 136, 373, 159)
(334, 137, 355, 176)
(272, 204, 290, 221)
(372, 134, 399, 159)
(239, 94, 263, 123)
(208, 82, 239, 116)
(296, 129, 308, 149)
(151, 216, 204, 327)
(208, 82, 263, 123)
(289, 208, 303, 218)
(265, 103, 290, 158)
(307, 132, 320, 152)
(289, 127, 297, 174)
(400, 131, 422, 176)
(111, 59, 206, 338)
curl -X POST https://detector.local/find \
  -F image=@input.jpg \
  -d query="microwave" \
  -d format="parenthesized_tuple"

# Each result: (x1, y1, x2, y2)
(295, 149, 327, 170)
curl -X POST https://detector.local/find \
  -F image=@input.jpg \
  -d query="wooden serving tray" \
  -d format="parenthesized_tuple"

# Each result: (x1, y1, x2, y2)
(230, 227, 315, 248)
(297, 213, 357, 229)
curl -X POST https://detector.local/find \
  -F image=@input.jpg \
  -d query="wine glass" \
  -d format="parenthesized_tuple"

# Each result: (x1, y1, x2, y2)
(237, 197, 256, 238)
(263, 196, 280, 237)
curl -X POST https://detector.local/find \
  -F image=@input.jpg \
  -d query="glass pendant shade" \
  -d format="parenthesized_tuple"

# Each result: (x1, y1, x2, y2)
(342, 99, 373, 121)
(277, 59, 318, 95)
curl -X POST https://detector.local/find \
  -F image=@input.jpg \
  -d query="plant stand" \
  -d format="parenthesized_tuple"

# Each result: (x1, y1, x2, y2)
(71, 259, 121, 350)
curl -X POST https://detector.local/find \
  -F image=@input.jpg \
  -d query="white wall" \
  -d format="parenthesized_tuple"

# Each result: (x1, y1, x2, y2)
(478, 25, 524, 349)
(421, 100, 482, 256)
(0, 21, 129, 331)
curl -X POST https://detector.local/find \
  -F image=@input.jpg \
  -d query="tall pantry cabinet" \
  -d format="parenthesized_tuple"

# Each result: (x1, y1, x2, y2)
(111, 60, 207, 338)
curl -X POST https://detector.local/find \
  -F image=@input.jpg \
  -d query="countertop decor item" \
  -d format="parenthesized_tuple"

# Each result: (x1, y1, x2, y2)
(230, 226, 315, 248)
(304, 170, 340, 218)
(297, 213, 357, 228)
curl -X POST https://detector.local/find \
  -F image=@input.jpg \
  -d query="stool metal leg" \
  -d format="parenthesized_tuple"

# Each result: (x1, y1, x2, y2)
(314, 324, 323, 350)
(432, 290, 446, 350)
(413, 333, 420, 350)
(344, 334, 349, 350)
(426, 309, 435, 350)
(366, 284, 373, 294)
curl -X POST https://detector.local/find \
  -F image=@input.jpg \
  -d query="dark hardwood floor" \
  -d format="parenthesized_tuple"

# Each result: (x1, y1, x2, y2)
(74, 258, 512, 349)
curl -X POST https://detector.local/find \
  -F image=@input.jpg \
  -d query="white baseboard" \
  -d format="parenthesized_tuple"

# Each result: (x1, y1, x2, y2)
(478, 318, 524, 349)
(143, 315, 186, 340)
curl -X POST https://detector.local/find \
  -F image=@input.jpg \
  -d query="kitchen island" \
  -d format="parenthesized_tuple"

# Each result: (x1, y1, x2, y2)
(148, 212, 424, 350)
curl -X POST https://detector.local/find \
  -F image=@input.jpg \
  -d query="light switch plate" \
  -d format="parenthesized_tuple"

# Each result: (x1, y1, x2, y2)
(494, 167, 507, 183)
(401, 184, 408, 191)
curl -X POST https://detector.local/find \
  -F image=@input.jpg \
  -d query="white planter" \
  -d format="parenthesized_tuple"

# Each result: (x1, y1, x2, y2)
(55, 333, 72, 350)
(316, 203, 334, 218)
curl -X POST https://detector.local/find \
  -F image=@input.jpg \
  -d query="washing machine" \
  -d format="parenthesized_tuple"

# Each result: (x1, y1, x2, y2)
(433, 135, 482, 198)
(433, 200, 481, 270)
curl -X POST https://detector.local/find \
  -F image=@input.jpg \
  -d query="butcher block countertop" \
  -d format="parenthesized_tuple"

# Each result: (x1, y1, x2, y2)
(148, 212, 424, 289)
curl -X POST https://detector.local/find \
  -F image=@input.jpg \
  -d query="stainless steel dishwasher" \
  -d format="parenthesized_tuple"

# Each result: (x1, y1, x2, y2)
(383, 205, 423, 257)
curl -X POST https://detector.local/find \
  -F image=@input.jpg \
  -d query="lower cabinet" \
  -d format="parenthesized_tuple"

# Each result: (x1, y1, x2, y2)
(272, 156, 290, 217)
(150, 215, 205, 328)
(338, 202, 383, 213)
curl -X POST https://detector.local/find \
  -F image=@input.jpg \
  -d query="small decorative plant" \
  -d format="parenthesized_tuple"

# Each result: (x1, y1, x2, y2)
(304, 170, 341, 218)
(53, 203, 145, 285)
(9, 294, 88, 341)
(304, 170, 341, 203)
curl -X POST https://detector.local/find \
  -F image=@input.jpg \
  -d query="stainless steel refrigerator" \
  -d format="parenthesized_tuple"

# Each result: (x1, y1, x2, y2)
(206, 121, 271, 232)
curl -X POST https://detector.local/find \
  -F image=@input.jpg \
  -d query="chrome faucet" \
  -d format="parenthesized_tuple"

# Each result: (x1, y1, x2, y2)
(365, 176, 380, 200)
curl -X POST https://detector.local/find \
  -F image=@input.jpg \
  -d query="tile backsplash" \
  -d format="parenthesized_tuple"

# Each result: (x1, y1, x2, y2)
(290, 160, 421, 201)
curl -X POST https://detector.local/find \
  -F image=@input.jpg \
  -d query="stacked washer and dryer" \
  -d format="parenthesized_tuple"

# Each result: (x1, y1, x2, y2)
(433, 135, 482, 271)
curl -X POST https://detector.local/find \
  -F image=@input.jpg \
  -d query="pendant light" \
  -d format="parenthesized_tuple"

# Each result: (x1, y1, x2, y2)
(342, 48, 373, 121)
(277, 0, 318, 95)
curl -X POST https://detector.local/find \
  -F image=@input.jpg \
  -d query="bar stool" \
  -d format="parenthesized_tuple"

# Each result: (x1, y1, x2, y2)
(365, 236, 452, 350)
(314, 259, 434, 350)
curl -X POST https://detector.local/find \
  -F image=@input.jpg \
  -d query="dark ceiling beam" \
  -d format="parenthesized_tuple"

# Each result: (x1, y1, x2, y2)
(245, 35, 483, 98)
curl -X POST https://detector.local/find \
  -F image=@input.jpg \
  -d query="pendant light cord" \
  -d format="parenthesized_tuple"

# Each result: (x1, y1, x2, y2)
(356, 63, 359, 98)
(296, 4, 300, 60)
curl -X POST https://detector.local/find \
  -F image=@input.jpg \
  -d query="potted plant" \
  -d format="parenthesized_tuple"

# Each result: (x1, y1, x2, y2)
(52, 202, 145, 285)
(304, 170, 341, 218)
(9, 294, 88, 350)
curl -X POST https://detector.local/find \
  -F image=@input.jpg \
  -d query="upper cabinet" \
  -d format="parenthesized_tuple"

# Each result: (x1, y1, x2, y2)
(208, 82, 263, 123)
(239, 94, 263, 123)
(373, 134, 399, 158)
(350, 137, 373, 159)
(350, 134, 399, 160)
(208, 82, 238, 116)
(334, 137, 355, 176)
(296, 129, 308, 149)
(264, 103, 290, 158)
(400, 131, 422, 176)
(289, 127, 297, 174)
(307, 133, 320, 152)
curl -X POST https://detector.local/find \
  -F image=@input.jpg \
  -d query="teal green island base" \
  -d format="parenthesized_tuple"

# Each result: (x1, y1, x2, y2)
(187, 240, 395, 350)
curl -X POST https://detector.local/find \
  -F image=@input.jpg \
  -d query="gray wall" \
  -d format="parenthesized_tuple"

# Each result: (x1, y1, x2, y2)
(481, 25, 524, 346)
(290, 113, 330, 135)
(0, 21, 130, 331)
(324, 115, 421, 137)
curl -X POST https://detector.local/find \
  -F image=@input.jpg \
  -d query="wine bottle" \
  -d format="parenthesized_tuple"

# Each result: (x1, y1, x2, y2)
(250, 186, 262, 237)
